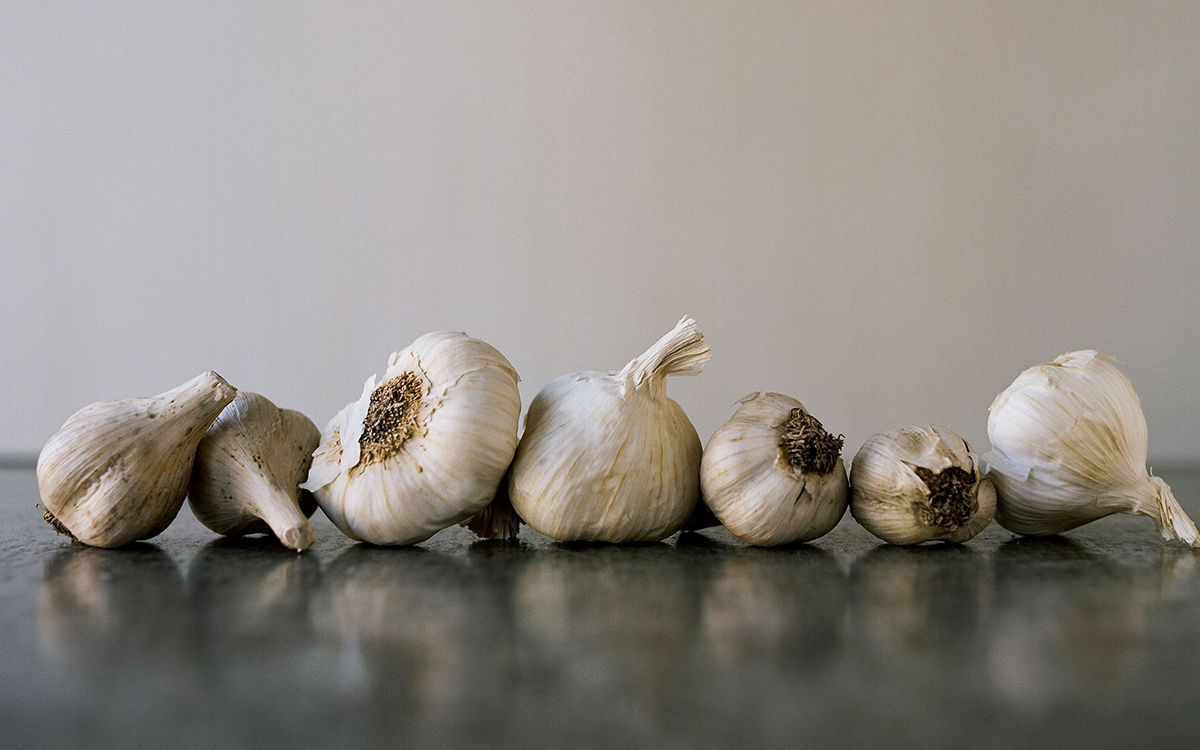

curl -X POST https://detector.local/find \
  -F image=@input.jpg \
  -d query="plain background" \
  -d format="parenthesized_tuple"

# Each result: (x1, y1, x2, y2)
(1, 1, 1197, 464)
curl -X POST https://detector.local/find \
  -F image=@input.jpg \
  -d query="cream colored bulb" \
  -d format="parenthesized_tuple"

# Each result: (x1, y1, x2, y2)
(188, 391, 321, 551)
(701, 392, 848, 546)
(37, 371, 237, 548)
(850, 424, 995, 545)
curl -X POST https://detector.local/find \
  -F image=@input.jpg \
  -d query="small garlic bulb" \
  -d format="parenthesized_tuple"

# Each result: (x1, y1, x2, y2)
(986, 350, 1198, 547)
(700, 392, 848, 546)
(37, 371, 237, 548)
(302, 331, 521, 546)
(509, 317, 711, 542)
(188, 391, 321, 551)
(850, 425, 996, 545)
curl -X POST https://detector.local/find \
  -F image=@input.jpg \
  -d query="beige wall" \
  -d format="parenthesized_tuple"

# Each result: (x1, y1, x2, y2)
(2, 1, 1197, 463)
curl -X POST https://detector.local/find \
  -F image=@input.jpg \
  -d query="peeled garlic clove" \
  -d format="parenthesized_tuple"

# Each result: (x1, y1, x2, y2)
(37, 371, 237, 548)
(188, 391, 321, 551)
(850, 425, 996, 545)
(509, 317, 711, 542)
(701, 392, 848, 546)
(986, 350, 1198, 547)
(302, 331, 521, 546)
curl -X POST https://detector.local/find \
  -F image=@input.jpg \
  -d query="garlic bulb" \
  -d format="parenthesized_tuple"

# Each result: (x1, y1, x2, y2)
(986, 350, 1198, 547)
(301, 331, 521, 546)
(850, 425, 995, 545)
(188, 391, 321, 551)
(37, 371, 237, 548)
(700, 392, 848, 546)
(508, 317, 711, 542)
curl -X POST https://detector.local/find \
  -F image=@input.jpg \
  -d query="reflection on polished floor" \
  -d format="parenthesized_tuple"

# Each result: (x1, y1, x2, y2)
(2, 467, 1198, 749)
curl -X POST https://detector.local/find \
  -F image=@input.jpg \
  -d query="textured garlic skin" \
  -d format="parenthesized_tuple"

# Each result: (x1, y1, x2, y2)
(701, 392, 848, 546)
(986, 350, 1199, 547)
(188, 391, 321, 551)
(37, 372, 237, 548)
(509, 317, 710, 543)
(302, 331, 521, 546)
(850, 425, 995, 545)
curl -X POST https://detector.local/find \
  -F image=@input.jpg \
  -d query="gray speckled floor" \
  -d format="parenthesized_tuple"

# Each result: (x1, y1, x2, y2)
(2, 466, 1198, 749)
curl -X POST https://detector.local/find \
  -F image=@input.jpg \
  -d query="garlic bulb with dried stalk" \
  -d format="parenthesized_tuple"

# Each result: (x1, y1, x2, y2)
(850, 425, 995, 545)
(700, 392, 848, 546)
(37, 372, 237, 548)
(509, 317, 711, 542)
(301, 331, 521, 546)
(188, 391, 321, 551)
(986, 350, 1198, 547)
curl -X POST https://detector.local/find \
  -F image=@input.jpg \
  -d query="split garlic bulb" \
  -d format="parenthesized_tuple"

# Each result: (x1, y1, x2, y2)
(509, 317, 711, 542)
(188, 391, 321, 551)
(986, 350, 1198, 547)
(37, 371, 237, 548)
(302, 331, 521, 546)
(700, 392, 848, 546)
(850, 425, 996, 545)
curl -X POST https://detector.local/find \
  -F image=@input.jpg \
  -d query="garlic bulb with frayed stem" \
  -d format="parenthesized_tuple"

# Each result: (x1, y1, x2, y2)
(37, 372, 237, 548)
(188, 391, 321, 551)
(508, 316, 711, 543)
(986, 350, 1198, 547)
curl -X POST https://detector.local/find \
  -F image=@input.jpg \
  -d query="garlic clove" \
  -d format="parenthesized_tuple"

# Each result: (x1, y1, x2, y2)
(850, 424, 996, 545)
(986, 350, 1199, 546)
(37, 371, 237, 548)
(188, 391, 321, 552)
(508, 317, 710, 543)
(700, 392, 849, 546)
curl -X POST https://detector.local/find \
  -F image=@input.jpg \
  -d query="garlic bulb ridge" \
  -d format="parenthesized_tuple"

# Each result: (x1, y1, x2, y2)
(701, 392, 849, 546)
(188, 391, 321, 551)
(509, 317, 711, 543)
(302, 331, 521, 546)
(37, 371, 238, 548)
(986, 350, 1198, 547)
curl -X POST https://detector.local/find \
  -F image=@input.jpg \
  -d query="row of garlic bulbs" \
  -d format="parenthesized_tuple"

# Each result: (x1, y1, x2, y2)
(36, 319, 1198, 551)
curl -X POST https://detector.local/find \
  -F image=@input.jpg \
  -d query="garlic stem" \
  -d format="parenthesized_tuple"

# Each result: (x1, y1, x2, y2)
(619, 317, 711, 389)
(253, 485, 317, 552)
(1145, 477, 1200, 548)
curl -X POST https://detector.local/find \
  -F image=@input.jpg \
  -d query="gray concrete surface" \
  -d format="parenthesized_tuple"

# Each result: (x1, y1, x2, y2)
(2, 466, 1198, 749)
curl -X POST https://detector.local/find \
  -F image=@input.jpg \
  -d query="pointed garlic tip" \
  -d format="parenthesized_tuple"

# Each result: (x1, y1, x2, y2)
(850, 425, 994, 545)
(461, 489, 522, 541)
(621, 316, 712, 388)
(188, 392, 321, 551)
(987, 350, 1199, 545)
(36, 372, 238, 548)
(700, 392, 849, 546)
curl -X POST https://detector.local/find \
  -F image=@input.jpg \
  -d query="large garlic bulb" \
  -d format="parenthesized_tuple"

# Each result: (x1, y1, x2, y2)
(509, 317, 711, 542)
(188, 391, 321, 551)
(986, 350, 1198, 547)
(302, 331, 521, 546)
(37, 372, 237, 548)
(700, 392, 848, 546)
(850, 425, 996, 545)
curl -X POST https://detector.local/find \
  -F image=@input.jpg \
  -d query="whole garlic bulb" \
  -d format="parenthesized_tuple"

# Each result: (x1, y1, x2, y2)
(986, 350, 1198, 547)
(850, 425, 996, 545)
(700, 392, 848, 546)
(188, 391, 321, 551)
(37, 372, 237, 548)
(509, 317, 711, 542)
(302, 331, 521, 546)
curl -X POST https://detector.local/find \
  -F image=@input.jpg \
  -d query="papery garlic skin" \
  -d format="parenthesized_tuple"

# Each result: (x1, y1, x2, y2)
(37, 372, 237, 548)
(986, 350, 1198, 547)
(509, 317, 710, 543)
(188, 391, 321, 551)
(850, 425, 995, 545)
(701, 392, 848, 546)
(302, 331, 521, 546)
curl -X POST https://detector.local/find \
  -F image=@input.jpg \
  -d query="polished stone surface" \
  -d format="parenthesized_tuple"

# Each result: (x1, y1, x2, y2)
(2, 466, 1198, 749)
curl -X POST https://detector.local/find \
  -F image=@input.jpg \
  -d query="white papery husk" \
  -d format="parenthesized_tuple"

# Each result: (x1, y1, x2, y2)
(508, 317, 710, 543)
(700, 392, 848, 546)
(301, 331, 521, 546)
(985, 350, 1198, 547)
(850, 424, 996, 545)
